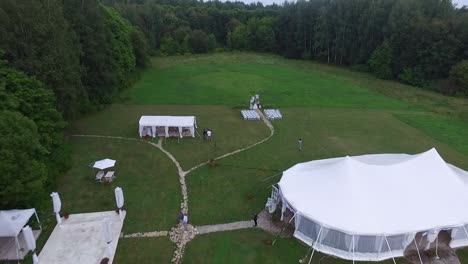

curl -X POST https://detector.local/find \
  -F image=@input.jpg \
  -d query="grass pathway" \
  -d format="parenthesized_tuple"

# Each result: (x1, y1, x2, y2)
(72, 110, 275, 263)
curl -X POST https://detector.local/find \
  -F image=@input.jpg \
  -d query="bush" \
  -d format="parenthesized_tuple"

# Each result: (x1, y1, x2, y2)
(160, 36, 179, 55)
(368, 41, 394, 79)
(0, 111, 48, 208)
(398, 67, 426, 87)
(207, 34, 217, 52)
(449, 60, 468, 95)
(188, 30, 209, 53)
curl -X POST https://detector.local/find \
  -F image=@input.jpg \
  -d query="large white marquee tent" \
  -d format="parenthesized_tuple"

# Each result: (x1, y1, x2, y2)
(277, 148, 468, 262)
(138, 115, 197, 138)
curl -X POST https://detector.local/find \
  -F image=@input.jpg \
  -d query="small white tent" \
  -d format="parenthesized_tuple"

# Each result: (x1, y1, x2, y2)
(277, 148, 468, 262)
(0, 209, 41, 260)
(138, 116, 197, 138)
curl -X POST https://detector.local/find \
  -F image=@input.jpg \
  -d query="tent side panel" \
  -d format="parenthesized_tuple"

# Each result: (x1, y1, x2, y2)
(450, 224, 468, 248)
(292, 212, 411, 261)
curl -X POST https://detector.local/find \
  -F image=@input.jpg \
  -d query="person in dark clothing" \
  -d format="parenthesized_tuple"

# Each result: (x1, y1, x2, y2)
(253, 214, 258, 227)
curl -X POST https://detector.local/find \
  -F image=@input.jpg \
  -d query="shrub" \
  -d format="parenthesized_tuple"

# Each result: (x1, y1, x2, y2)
(188, 30, 209, 53)
(398, 67, 426, 87)
(368, 41, 394, 79)
(449, 60, 468, 95)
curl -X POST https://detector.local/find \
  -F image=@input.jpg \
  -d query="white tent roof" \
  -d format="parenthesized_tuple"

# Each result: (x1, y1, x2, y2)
(139, 116, 196, 127)
(93, 158, 116, 170)
(0, 209, 35, 237)
(279, 148, 468, 235)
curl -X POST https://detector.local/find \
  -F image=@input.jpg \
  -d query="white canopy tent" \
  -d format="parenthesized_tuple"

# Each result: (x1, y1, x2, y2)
(0, 209, 41, 260)
(277, 148, 468, 262)
(138, 116, 197, 138)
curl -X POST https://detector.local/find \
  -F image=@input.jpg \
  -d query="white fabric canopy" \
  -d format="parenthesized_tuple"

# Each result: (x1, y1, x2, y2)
(278, 148, 468, 261)
(22, 226, 39, 264)
(138, 116, 197, 138)
(0, 209, 36, 237)
(51, 192, 62, 224)
(93, 158, 116, 170)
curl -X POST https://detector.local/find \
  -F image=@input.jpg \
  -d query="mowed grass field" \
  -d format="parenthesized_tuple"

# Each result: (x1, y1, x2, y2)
(57, 137, 181, 233)
(49, 52, 468, 263)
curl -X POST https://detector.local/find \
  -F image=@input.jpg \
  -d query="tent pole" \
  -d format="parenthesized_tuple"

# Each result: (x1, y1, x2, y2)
(352, 235, 355, 264)
(15, 236, 20, 261)
(384, 235, 397, 264)
(413, 237, 423, 264)
(288, 212, 297, 224)
(435, 235, 439, 259)
(308, 225, 323, 264)
(35, 210, 42, 231)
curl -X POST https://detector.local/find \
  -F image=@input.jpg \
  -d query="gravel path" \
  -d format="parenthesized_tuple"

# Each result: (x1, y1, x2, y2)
(257, 209, 288, 236)
(123, 230, 168, 238)
(405, 232, 461, 264)
(197, 221, 254, 234)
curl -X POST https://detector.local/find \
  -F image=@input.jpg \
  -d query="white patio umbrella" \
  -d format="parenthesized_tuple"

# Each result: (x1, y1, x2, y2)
(102, 218, 113, 257)
(50, 192, 61, 224)
(93, 159, 116, 170)
(22, 226, 39, 264)
(114, 187, 125, 220)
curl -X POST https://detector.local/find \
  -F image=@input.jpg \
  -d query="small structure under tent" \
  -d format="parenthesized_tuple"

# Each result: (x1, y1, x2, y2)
(138, 116, 197, 138)
(0, 209, 41, 261)
(270, 148, 468, 263)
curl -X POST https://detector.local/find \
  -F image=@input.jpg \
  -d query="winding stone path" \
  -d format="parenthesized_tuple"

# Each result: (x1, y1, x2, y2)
(72, 111, 276, 263)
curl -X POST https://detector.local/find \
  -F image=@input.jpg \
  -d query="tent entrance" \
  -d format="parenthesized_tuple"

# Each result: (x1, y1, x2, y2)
(0, 230, 41, 260)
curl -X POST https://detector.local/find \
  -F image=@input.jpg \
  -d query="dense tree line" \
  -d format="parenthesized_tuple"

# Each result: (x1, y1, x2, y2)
(0, 0, 149, 208)
(1, 0, 468, 208)
(106, 0, 468, 94)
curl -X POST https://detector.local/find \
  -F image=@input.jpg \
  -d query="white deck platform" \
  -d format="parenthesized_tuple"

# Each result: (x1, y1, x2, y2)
(38, 211, 125, 264)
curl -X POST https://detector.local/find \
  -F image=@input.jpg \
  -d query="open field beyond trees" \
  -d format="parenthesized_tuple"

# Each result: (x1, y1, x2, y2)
(30, 53, 468, 263)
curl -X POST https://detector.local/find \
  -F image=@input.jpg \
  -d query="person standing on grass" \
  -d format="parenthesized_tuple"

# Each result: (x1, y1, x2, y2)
(253, 214, 258, 227)
(298, 138, 302, 151)
(207, 129, 212, 140)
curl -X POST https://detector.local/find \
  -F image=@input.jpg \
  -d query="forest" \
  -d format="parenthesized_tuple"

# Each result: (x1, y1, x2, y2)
(106, 0, 468, 91)
(1, 0, 468, 209)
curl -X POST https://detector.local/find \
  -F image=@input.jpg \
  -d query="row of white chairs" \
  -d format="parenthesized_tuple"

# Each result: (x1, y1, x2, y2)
(241, 110, 260, 120)
(264, 109, 282, 120)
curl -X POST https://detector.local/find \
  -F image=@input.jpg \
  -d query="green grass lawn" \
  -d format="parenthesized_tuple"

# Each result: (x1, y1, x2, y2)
(45, 52, 468, 264)
(57, 137, 181, 233)
(395, 114, 468, 156)
(184, 229, 406, 264)
(187, 108, 468, 225)
(114, 237, 174, 263)
(123, 53, 415, 110)
(70, 104, 269, 170)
